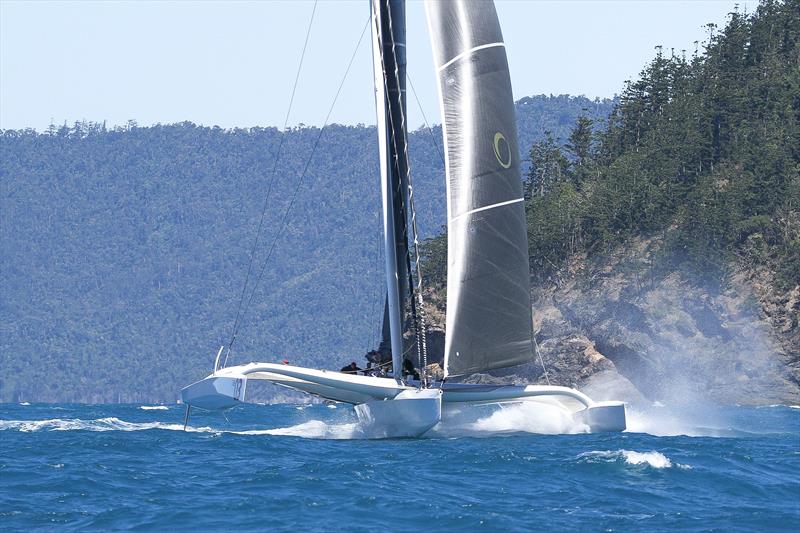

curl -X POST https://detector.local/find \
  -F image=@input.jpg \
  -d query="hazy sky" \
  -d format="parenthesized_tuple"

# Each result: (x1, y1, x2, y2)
(1, 0, 748, 131)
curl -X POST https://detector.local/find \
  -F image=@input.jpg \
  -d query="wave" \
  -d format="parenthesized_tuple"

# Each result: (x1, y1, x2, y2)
(0, 416, 368, 440)
(139, 406, 169, 411)
(760, 404, 800, 410)
(0, 417, 214, 434)
(578, 450, 690, 469)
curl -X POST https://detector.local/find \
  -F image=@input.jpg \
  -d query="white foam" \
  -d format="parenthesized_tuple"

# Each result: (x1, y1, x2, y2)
(435, 401, 589, 437)
(238, 420, 364, 439)
(621, 450, 673, 468)
(0, 417, 215, 434)
(139, 405, 169, 411)
(0, 416, 370, 440)
(19, 402, 31, 406)
(579, 449, 689, 469)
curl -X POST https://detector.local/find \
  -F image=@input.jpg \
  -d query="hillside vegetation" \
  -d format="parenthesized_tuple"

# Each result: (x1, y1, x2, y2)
(421, 0, 799, 404)
(0, 96, 611, 402)
(426, 0, 798, 292)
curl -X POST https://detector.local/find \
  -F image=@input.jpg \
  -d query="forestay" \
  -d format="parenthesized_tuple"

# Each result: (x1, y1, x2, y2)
(425, 0, 534, 377)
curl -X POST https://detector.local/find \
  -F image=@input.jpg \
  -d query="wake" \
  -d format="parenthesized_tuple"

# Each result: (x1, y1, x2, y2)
(0, 417, 213, 433)
(433, 402, 589, 437)
(0, 402, 588, 440)
(6, 402, 791, 439)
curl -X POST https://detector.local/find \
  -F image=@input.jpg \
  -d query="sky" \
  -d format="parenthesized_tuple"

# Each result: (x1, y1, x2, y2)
(0, 0, 749, 132)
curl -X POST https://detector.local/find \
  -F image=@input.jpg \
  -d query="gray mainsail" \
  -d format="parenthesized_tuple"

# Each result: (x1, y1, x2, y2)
(425, 0, 534, 377)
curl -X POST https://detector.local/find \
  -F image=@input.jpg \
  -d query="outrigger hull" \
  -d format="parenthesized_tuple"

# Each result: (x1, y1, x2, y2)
(181, 363, 626, 434)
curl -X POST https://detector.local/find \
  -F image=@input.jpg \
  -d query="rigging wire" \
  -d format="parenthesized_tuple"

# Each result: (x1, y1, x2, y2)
(533, 333, 551, 385)
(225, 0, 318, 362)
(225, 15, 373, 366)
(407, 72, 445, 168)
(379, 0, 430, 385)
(368, 224, 383, 352)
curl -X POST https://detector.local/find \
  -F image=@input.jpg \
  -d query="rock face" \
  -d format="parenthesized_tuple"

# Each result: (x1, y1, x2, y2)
(423, 238, 799, 406)
(532, 239, 799, 406)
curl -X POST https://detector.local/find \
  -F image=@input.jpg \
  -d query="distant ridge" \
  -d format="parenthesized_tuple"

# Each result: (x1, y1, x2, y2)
(0, 95, 613, 402)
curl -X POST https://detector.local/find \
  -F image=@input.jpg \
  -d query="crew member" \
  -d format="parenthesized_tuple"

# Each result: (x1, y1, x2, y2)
(340, 361, 362, 374)
(402, 358, 420, 380)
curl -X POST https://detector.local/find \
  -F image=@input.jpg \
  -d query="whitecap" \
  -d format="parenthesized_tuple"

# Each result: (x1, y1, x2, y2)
(19, 402, 31, 406)
(139, 405, 169, 410)
(621, 450, 673, 468)
(578, 449, 690, 469)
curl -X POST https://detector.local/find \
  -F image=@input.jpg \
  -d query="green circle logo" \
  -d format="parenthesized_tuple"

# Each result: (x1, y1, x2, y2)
(493, 132, 512, 169)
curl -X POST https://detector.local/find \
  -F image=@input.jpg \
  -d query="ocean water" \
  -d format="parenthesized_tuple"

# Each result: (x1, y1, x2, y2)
(1, 402, 798, 531)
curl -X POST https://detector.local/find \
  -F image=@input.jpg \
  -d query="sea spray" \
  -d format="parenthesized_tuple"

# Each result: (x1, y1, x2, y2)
(433, 401, 589, 437)
(624, 402, 758, 437)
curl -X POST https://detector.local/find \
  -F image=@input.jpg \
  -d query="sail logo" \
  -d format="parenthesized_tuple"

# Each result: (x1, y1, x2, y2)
(493, 132, 512, 169)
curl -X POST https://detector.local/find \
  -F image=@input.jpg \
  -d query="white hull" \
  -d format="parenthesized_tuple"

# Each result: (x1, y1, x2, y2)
(355, 388, 442, 438)
(181, 362, 626, 434)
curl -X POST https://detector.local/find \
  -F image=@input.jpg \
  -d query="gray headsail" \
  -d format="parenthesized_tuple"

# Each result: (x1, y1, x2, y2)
(425, 0, 534, 377)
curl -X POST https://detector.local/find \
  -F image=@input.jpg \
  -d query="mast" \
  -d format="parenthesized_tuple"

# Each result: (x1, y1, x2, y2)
(371, 0, 410, 378)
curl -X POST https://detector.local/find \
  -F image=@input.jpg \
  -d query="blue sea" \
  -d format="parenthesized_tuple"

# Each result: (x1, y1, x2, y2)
(1, 402, 798, 531)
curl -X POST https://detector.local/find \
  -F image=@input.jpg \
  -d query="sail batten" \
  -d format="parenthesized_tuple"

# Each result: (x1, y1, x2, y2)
(426, 0, 534, 378)
(436, 42, 505, 71)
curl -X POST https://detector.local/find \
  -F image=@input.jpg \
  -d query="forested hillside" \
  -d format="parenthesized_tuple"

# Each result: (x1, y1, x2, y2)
(422, 0, 799, 404)
(426, 1, 798, 291)
(527, 1, 799, 288)
(0, 95, 612, 402)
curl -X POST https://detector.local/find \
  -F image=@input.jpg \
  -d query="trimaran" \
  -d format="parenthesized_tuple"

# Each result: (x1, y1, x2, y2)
(181, 0, 626, 437)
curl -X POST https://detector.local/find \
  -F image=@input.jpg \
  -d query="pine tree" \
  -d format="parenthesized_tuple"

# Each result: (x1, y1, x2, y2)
(565, 116, 594, 186)
(525, 131, 569, 198)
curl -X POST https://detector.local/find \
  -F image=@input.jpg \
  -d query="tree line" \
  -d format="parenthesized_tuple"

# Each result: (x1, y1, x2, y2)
(424, 0, 799, 292)
(0, 96, 611, 402)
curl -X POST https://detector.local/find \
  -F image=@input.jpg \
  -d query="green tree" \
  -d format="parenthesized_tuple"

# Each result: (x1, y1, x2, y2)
(525, 131, 570, 198)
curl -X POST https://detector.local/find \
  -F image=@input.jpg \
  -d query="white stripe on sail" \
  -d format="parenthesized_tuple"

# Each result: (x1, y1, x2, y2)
(437, 42, 505, 71)
(449, 197, 524, 223)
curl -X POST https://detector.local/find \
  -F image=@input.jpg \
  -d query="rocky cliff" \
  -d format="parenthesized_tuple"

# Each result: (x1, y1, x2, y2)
(423, 237, 799, 406)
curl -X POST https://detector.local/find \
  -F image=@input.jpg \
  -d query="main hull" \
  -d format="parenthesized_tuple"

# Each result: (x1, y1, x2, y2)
(181, 363, 626, 433)
(355, 388, 442, 438)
